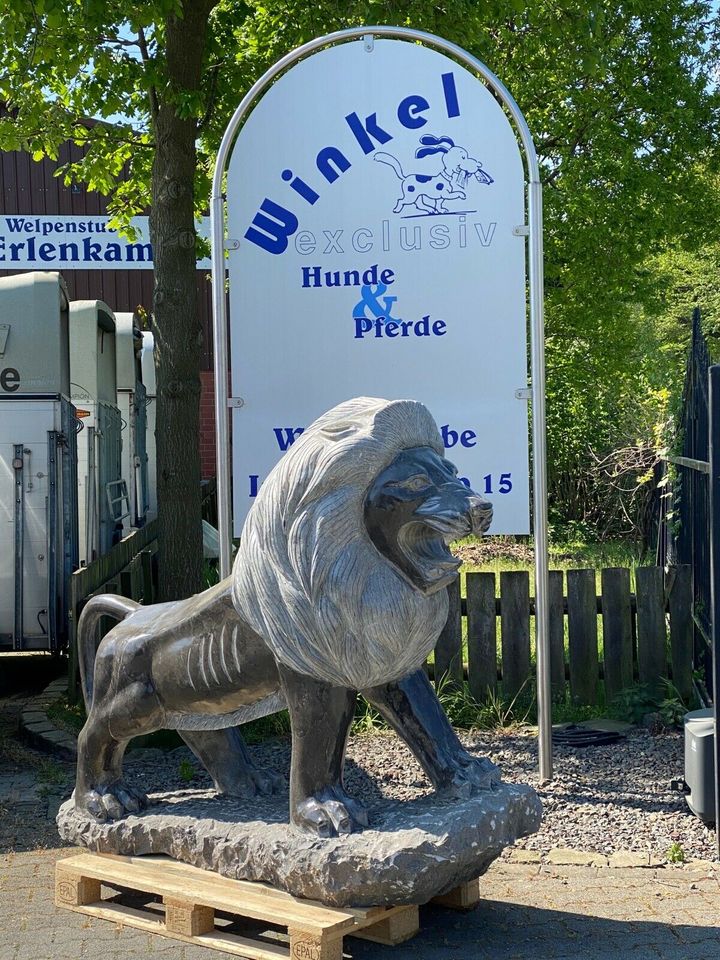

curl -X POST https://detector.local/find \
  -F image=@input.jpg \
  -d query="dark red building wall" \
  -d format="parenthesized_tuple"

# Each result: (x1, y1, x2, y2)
(1, 142, 217, 477)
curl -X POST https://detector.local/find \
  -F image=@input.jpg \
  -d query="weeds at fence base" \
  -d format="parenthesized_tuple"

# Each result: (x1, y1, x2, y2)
(608, 679, 695, 730)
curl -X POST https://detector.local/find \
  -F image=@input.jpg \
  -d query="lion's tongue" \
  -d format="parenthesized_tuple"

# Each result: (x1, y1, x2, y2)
(417, 529, 460, 573)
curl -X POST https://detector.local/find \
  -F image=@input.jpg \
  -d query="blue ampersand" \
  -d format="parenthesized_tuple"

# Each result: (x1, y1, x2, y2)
(352, 283, 398, 320)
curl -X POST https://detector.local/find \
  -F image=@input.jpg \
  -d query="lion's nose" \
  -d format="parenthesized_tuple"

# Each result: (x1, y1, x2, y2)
(469, 497, 493, 532)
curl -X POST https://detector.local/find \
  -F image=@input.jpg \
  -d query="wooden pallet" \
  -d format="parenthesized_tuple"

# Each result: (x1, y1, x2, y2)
(56, 852, 478, 959)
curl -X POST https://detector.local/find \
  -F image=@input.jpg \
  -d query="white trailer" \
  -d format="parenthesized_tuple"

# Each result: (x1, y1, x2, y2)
(115, 312, 149, 535)
(69, 301, 125, 564)
(0, 272, 78, 651)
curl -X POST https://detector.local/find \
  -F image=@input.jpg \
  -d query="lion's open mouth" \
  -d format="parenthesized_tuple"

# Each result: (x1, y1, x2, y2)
(397, 521, 462, 587)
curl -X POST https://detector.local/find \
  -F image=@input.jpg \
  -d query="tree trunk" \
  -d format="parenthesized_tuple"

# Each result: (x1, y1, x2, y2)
(150, 1, 213, 600)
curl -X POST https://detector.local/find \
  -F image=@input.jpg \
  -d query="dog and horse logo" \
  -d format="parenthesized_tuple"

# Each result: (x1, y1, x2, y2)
(374, 134, 493, 216)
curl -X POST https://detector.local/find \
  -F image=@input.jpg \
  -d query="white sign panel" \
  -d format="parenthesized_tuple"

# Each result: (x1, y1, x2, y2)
(0, 215, 211, 270)
(227, 39, 529, 535)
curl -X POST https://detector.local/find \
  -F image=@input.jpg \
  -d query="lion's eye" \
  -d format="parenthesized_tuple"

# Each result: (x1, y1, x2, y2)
(402, 475, 432, 492)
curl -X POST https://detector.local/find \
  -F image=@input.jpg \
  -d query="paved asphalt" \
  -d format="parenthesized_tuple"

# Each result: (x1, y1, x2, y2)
(1, 662, 719, 960)
(2, 849, 720, 960)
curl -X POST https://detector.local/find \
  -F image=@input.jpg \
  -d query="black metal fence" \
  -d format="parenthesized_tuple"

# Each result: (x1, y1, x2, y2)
(673, 309, 713, 696)
(663, 308, 720, 854)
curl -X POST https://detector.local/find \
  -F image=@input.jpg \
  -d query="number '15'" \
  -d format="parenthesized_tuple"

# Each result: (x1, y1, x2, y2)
(483, 473, 512, 494)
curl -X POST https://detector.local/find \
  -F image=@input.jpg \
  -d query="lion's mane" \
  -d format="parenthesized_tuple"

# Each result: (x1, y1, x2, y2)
(232, 397, 451, 689)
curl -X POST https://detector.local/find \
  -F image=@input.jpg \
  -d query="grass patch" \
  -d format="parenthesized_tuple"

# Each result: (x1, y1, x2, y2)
(47, 698, 85, 735)
(455, 534, 647, 580)
(37, 759, 66, 785)
(241, 710, 291, 744)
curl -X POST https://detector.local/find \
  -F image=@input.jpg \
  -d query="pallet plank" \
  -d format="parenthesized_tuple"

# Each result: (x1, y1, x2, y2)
(601, 567, 634, 704)
(289, 930, 342, 960)
(67, 901, 289, 960)
(351, 906, 420, 945)
(164, 897, 215, 937)
(500, 571, 531, 700)
(435, 579, 463, 692)
(466, 572, 496, 700)
(57, 853, 355, 931)
(55, 865, 101, 907)
(431, 878, 481, 911)
(567, 569, 599, 705)
(100, 853, 385, 921)
(55, 853, 422, 960)
(636, 566, 667, 698)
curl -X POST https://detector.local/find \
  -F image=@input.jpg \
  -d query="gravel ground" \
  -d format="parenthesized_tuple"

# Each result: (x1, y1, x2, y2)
(0, 674, 715, 863)
(109, 725, 717, 863)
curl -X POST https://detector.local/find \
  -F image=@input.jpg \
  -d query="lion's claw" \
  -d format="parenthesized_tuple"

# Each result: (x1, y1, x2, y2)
(217, 766, 283, 799)
(77, 782, 148, 821)
(439, 755, 502, 798)
(294, 789, 368, 836)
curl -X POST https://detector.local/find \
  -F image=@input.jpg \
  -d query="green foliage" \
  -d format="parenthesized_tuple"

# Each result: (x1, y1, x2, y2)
(436, 676, 533, 730)
(203, 560, 221, 589)
(656, 678, 692, 729)
(666, 841, 686, 864)
(609, 684, 656, 725)
(241, 709, 292, 743)
(178, 758, 196, 782)
(1, 1, 719, 542)
(352, 697, 387, 734)
(550, 694, 604, 726)
(47, 697, 86, 734)
(37, 759, 67, 785)
(610, 679, 693, 729)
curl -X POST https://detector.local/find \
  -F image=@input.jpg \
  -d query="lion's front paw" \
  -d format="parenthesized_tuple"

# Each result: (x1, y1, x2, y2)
(440, 755, 502, 799)
(76, 782, 148, 821)
(294, 788, 369, 837)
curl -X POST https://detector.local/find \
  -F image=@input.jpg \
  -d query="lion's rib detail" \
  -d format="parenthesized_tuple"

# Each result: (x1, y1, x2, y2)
(186, 645, 198, 692)
(198, 640, 211, 692)
(217, 622, 234, 685)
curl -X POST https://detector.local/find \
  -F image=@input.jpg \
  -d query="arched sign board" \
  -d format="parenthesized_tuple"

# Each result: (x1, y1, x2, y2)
(211, 27, 551, 779)
(226, 39, 527, 534)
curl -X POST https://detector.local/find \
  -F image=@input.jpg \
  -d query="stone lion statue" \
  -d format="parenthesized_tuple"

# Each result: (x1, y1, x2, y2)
(75, 397, 498, 835)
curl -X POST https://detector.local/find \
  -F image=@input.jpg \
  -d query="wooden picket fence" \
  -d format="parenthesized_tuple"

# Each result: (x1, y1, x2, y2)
(434, 565, 694, 707)
(67, 521, 159, 701)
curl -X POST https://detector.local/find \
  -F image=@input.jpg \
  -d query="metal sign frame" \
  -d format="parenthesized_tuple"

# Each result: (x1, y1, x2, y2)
(704, 365, 720, 855)
(210, 25, 552, 781)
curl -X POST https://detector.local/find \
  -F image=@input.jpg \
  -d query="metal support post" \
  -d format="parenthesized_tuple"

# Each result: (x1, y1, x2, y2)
(529, 180, 551, 782)
(13, 443, 24, 650)
(47, 432, 58, 651)
(707, 365, 720, 857)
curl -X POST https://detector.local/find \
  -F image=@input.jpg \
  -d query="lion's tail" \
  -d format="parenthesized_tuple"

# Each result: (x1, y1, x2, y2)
(77, 595, 140, 709)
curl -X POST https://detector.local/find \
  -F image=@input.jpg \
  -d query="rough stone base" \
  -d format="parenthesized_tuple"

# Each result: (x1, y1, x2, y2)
(57, 783, 541, 907)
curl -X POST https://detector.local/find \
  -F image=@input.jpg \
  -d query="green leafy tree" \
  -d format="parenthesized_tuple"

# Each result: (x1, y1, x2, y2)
(0, 0, 221, 599)
(216, 1, 720, 536)
(1, 0, 718, 573)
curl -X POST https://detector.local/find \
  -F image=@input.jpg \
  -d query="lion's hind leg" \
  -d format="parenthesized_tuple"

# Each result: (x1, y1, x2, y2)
(179, 728, 283, 798)
(75, 671, 164, 821)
